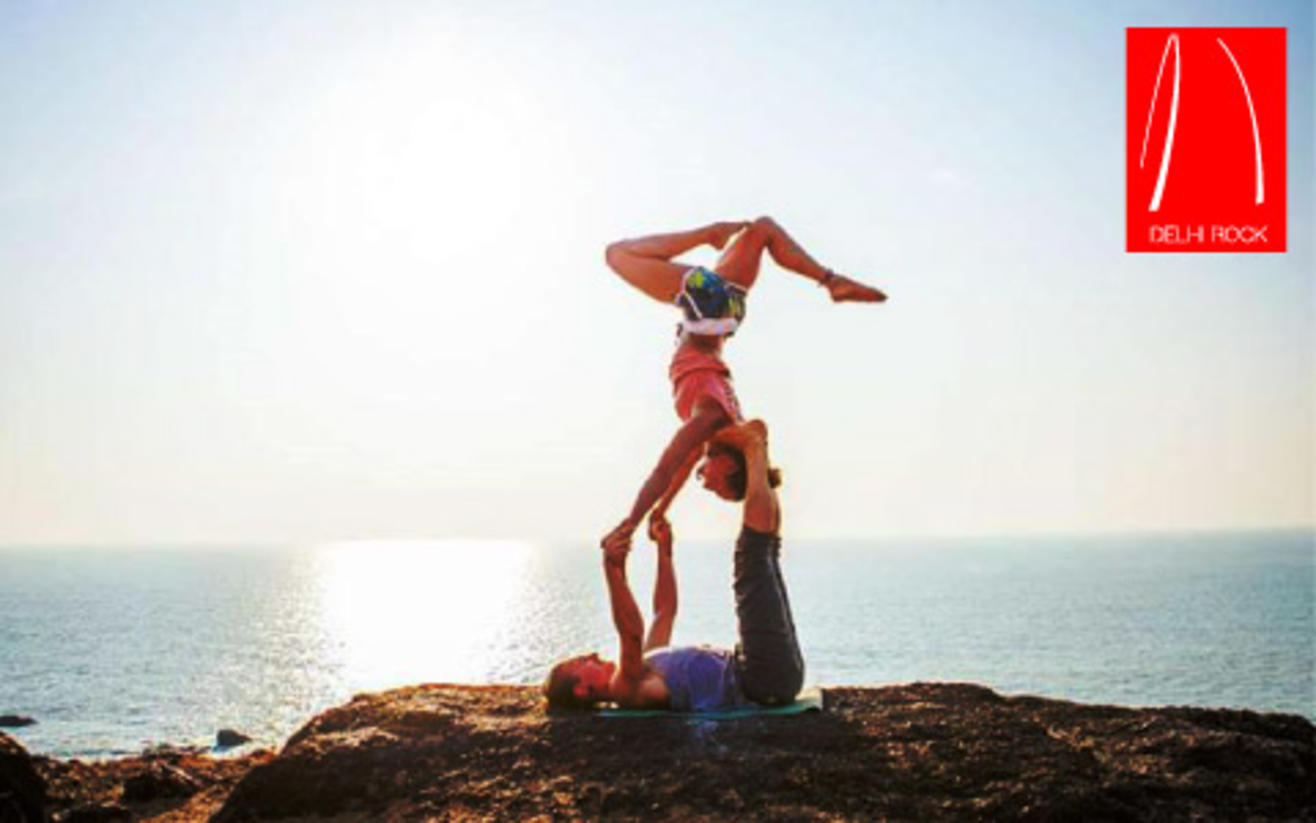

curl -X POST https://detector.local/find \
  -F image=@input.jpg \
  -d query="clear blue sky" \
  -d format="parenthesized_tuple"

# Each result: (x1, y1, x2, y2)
(1, 0, 1311, 544)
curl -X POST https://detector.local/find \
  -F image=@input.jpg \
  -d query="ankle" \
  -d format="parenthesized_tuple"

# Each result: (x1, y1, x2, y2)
(742, 444, 769, 473)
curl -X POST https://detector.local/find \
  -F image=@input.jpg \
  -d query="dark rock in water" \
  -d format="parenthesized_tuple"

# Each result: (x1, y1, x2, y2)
(212, 682, 1316, 822)
(216, 728, 252, 748)
(120, 761, 202, 801)
(0, 715, 36, 728)
(56, 802, 131, 822)
(0, 731, 46, 823)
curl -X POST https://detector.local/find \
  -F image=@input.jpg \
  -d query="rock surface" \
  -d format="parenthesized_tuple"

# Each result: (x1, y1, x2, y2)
(213, 683, 1315, 821)
(57, 802, 132, 822)
(120, 761, 205, 802)
(0, 730, 47, 823)
(7, 683, 1313, 821)
(36, 743, 271, 823)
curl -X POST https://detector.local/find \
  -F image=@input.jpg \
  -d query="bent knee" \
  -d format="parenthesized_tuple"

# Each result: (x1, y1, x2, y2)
(749, 215, 780, 237)
(604, 242, 630, 275)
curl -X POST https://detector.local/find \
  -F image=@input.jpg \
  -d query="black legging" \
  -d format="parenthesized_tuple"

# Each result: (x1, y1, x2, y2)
(732, 525, 805, 704)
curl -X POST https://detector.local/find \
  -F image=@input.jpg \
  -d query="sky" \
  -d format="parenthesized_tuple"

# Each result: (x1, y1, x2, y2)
(1, 0, 1312, 545)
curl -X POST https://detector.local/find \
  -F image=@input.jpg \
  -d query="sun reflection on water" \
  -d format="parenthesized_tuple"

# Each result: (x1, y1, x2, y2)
(314, 539, 537, 690)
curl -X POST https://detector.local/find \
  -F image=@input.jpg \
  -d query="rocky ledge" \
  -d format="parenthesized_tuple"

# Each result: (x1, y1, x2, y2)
(3, 683, 1313, 821)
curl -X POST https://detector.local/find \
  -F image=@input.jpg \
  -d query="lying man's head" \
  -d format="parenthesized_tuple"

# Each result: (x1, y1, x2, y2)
(543, 652, 616, 709)
(697, 441, 782, 501)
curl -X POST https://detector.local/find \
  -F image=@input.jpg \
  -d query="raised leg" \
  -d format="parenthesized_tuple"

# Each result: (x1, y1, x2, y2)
(732, 526, 803, 705)
(715, 216, 829, 291)
(604, 222, 747, 303)
(715, 215, 887, 302)
(719, 420, 803, 705)
(716, 420, 778, 534)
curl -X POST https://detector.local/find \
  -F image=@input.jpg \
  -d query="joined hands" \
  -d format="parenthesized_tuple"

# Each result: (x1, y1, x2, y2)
(601, 510, 675, 564)
(648, 511, 673, 557)
(601, 518, 636, 564)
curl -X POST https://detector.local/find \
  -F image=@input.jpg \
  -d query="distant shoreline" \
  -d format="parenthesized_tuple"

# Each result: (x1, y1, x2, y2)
(2, 524, 1313, 552)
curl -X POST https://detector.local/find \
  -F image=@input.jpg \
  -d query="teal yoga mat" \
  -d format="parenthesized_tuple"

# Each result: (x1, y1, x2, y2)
(598, 687, 824, 719)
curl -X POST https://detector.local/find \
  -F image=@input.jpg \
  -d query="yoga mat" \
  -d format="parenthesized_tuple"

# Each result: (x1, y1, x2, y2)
(598, 687, 824, 719)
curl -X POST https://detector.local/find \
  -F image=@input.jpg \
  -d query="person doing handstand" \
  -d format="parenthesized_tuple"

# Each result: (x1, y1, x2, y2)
(599, 217, 885, 558)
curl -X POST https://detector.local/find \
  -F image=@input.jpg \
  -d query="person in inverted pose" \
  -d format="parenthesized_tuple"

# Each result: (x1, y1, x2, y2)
(599, 216, 886, 552)
(544, 419, 802, 710)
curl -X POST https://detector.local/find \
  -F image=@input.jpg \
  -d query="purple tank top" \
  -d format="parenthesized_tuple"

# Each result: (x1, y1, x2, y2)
(645, 646, 747, 711)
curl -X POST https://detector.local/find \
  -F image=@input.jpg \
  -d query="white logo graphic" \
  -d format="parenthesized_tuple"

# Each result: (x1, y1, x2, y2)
(1137, 33, 1266, 212)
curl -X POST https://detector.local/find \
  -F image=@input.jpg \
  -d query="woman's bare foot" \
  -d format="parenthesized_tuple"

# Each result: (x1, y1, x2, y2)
(825, 272, 888, 303)
(713, 419, 768, 451)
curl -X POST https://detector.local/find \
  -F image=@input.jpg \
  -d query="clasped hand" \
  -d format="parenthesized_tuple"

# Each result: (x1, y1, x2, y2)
(600, 518, 635, 563)
(601, 511, 673, 563)
(647, 511, 673, 556)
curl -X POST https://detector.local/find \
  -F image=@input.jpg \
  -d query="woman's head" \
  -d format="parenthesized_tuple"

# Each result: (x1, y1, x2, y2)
(698, 442, 782, 501)
(543, 652, 616, 709)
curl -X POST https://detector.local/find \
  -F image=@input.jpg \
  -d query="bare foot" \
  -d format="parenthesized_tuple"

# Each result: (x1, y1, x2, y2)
(826, 272, 887, 303)
(712, 419, 768, 451)
(706, 221, 750, 251)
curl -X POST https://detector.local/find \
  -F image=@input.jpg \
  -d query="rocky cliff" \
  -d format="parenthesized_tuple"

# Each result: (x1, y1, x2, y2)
(5, 682, 1313, 821)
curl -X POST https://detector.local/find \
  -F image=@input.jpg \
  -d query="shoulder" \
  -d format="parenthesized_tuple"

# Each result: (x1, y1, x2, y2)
(612, 664, 670, 709)
(688, 394, 732, 429)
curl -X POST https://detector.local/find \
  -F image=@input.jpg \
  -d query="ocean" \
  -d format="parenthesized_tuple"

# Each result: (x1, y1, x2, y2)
(0, 530, 1311, 757)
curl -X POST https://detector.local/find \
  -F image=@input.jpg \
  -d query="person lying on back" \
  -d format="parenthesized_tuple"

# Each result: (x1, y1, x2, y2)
(544, 419, 802, 711)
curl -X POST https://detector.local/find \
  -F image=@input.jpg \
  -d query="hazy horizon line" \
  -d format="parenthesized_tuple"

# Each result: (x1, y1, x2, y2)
(1, 523, 1311, 552)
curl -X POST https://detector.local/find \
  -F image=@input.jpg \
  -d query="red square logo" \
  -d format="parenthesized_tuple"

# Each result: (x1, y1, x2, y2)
(1126, 28, 1286, 252)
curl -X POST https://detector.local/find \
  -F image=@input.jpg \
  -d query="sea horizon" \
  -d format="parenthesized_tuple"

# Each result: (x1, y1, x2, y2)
(3, 523, 1311, 552)
(2, 527, 1312, 758)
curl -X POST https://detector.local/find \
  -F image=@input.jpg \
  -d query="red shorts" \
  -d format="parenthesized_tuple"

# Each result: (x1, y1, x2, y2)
(670, 342, 744, 422)
(672, 367, 743, 422)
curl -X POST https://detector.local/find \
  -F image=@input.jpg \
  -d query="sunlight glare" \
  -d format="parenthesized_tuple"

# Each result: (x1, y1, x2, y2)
(315, 539, 536, 689)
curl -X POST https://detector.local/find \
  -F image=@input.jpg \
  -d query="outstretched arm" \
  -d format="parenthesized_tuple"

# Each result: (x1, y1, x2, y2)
(644, 518, 677, 651)
(647, 447, 698, 536)
(601, 397, 730, 551)
(602, 549, 645, 683)
(637, 444, 695, 653)
(639, 448, 696, 652)
(627, 399, 728, 525)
